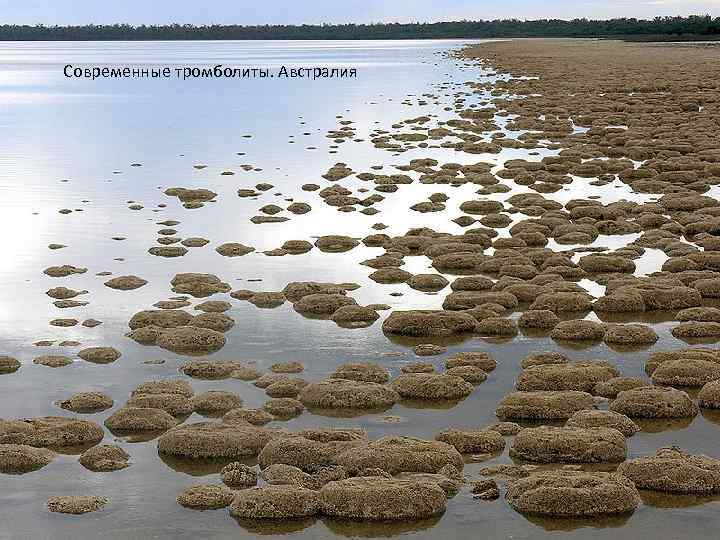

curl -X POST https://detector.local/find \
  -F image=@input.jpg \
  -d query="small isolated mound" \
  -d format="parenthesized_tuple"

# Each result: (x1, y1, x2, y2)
(516, 361, 618, 393)
(180, 360, 242, 379)
(57, 392, 113, 413)
(565, 410, 640, 437)
(215, 242, 255, 257)
(603, 324, 658, 345)
(672, 321, 720, 339)
(293, 293, 356, 316)
(510, 426, 626, 463)
(651, 358, 720, 387)
(330, 305, 379, 327)
(495, 391, 595, 420)
(270, 361, 304, 374)
(550, 320, 606, 341)
(407, 274, 449, 292)
(79, 445, 130, 472)
(177, 484, 234, 510)
(593, 376, 647, 398)
(609, 386, 698, 418)
(506, 471, 640, 517)
(314, 235, 359, 253)
(445, 351, 496, 372)
(104, 407, 177, 432)
(435, 429, 505, 453)
(156, 326, 226, 354)
(170, 273, 231, 298)
(0, 356, 21, 374)
(391, 373, 473, 401)
(189, 312, 235, 332)
(229, 485, 320, 519)
(413, 344, 446, 356)
(699, 380, 720, 408)
(221, 462, 257, 487)
(521, 352, 569, 369)
(299, 379, 398, 410)
(77, 347, 121, 364)
(0, 444, 54, 473)
(618, 447, 720, 494)
(382, 310, 477, 337)
(104, 275, 147, 291)
(191, 390, 243, 414)
(333, 436, 463, 474)
(320, 477, 446, 520)
(518, 310, 560, 329)
(158, 421, 275, 458)
(47, 496, 108, 515)
(330, 362, 389, 384)
(33, 355, 72, 368)
(530, 292, 593, 313)
(0, 417, 103, 448)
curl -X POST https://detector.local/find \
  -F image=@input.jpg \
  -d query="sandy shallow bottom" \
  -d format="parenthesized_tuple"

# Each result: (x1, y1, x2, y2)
(2, 38, 720, 538)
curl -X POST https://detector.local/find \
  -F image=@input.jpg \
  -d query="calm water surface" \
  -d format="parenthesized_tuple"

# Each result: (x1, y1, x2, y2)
(0, 40, 717, 540)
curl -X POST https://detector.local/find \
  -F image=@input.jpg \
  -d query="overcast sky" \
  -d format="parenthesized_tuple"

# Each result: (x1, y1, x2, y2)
(1, 0, 718, 25)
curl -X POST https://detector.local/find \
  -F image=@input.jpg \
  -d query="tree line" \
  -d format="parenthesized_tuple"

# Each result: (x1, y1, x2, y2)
(1, 16, 719, 41)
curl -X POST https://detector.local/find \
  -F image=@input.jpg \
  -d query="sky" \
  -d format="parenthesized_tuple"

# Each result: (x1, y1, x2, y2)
(0, 0, 719, 25)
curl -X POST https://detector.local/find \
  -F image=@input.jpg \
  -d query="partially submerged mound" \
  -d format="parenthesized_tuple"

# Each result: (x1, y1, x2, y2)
(330, 362, 389, 384)
(191, 390, 243, 414)
(651, 358, 720, 387)
(229, 485, 320, 519)
(699, 380, 720, 408)
(618, 447, 720, 494)
(132, 379, 193, 398)
(382, 310, 477, 337)
(79, 445, 130, 472)
(0, 356, 20, 374)
(509, 426, 626, 463)
(320, 477, 446, 520)
(314, 235, 360, 253)
(495, 391, 595, 420)
(298, 379, 398, 410)
(104, 407, 177, 432)
(391, 373, 473, 401)
(155, 326, 226, 354)
(445, 351, 496, 372)
(57, 392, 113, 413)
(180, 360, 243, 379)
(215, 243, 254, 257)
(506, 471, 640, 517)
(333, 436, 463, 475)
(293, 293, 356, 316)
(177, 484, 234, 510)
(170, 273, 231, 298)
(565, 410, 640, 437)
(330, 305, 379, 327)
(258, 429, 366, 472)
(603, 324, 658, 345)
(47, 496, 108, 514)
(515, 361, 618, 393)
(104, 275, 147, 290)
(550, 320, 606, 341)
(77, 347, 121, 364)
(0, 444, 55, 473)
(158, 421, 276, 458)
(0, 417, 103, 448)
(435, 428, 505, 453)
(518, 310, 560, 329)
(221, 462, 257, 487)
(609, 386, 698, 418)
(520, 352, 569, 369)
(223, 408, 273, 426)
(128, 309, 192, 330)
(593, 376, 647, 398)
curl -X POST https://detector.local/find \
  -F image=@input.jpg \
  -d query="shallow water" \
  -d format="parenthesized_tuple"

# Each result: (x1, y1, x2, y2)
(0, 39, 719, 539)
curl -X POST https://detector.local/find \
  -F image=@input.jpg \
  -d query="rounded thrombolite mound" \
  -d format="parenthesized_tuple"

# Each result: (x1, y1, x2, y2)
(699, 380, 720, 408)
(128, 309, 193, 330)
(603, 324, 658, 345)
(0, 356, 21, 374)
(261, 463, 320, 489)
(270, 361, 304, 374)
(505, 471, 640, 517)
(0, 444, 55, 473)
(194, 300, 231, 313)
(593, 376, 647, 398)
(609, 386, 698, 418)
(262, 398, 305, 418)
(476, 317, 518, 336)
(672, 322, 720, 340)
(333, 435, 463, 474)
(298, 379, 399, 410)
(617, 447, 720, 494)
(565, 410, 640, 437)
(33, 355, 72, 368)
(330, 362, 389, 384)
(229, 485, 320, 519)
(520, 352, 569, 369)
(223, 408, 273, 426)
(177, 484, 235, 510)
(407, 274, 449, 292)
(180, 360, 243, 379)
(644, 348, 720, 376)
(104, 275, 147, 291)
(391, 373, 474, 401)
(78, 445, 130, 472)
(510, 426, 627, 463)
(445, 351, 496, 372)
(170, 273, 231, 298)
(190, 390, 243, 414)
(77, 347, 122, 364)
(382, 310, 477, 337)
(330, 305, 379, 327)
(0, 417, 104, 448)
(155, 326, 226, 354)
(158, 422, 277, 458)
(413, 344, 446, 356)
(47, 496, 108, 515)
(221, 462, 257, 487)
(495, 391, 595, 421)
(293, 293, 357, 316)
(515, 361, 619, 393)
(215, 242, 255, 257)
(104, 407, 177, 432)
(320, 477, 447, 520)
(650, 358, 720, 387)
(435, 428, 505, 454)
(132, 378, 194, 398)
(550, 320, 606, 341)
(445, 365, 487, 384)
(314, 235, 359, 253)
(517, 310, 560, 329)
(57, 392, 113, 413)
(258, 429, 366, 472)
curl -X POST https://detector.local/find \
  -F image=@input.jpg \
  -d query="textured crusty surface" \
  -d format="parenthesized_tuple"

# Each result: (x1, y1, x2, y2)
(259, 431, 366, 473)
(0, 417, 104, 448)
(515, 361, 618, 392)
(391, 373, 474, 400)
(495, 391, 595, 420)
(177, 484, 234, 509)
(320, 477, 447, 520)
(618, 447, 720, 493)
(0, 444, 55, 473)
(78, 445, 130, 472)
(382, 310, 477, 337)
(298, 378, 398, 409)
(509, 426, 627, 463)
(220, 462, 257, 487)
(229, 485, 320, 519)
(565, 410, 640, 437)
(158, 421, 278, 458)
(435, 428, 506, 453)
(47, 496, 108, 514)
(699, 380, 720, 408)
(609, 386, 698, 418)
(104, 407, 177, 432)
(505, 471, 640, 516)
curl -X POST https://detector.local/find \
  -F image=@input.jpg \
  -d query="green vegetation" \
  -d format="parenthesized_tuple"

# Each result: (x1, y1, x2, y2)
(1, 16, 719, 41)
